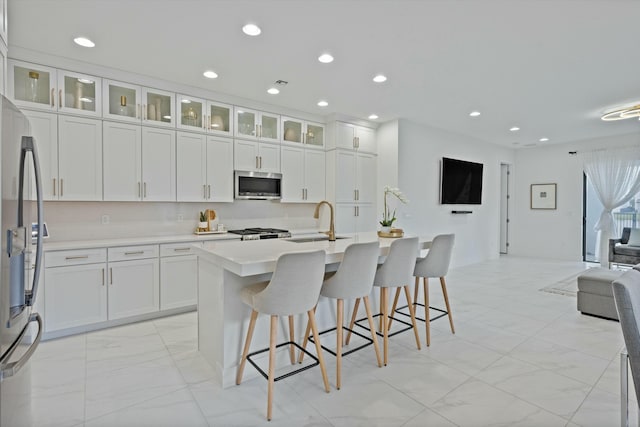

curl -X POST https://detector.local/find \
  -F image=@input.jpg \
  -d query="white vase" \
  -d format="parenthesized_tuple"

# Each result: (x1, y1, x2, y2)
(198, 221, 208, 230)
(380, 226, 391, 233)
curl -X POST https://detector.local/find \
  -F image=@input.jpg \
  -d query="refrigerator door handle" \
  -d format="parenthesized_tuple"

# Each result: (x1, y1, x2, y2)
(19, 136, 44, 307)
(0, 312, 43, 381)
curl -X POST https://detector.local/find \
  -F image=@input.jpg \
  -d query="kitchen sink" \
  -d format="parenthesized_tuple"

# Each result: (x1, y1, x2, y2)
(286, 235, 349, 243)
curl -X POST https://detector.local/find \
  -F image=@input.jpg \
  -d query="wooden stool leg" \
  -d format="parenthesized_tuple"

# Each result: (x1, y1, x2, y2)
(308, 309, 330, 393)
(440, 277, 455, 334)
(337, 299, 343, 390)
(403, 285, 421, 350)
(387, 287, 402, 331)
(363, 296, 382, 367)
(288, 315, 295, 364)
(382, 287, 389, 366)
(236, 309, 258, 385)
(297, 305, 315, 363)
(345, 298, 360, 345)
(267, 315, 277, 421)
(414, 276, 420, 306)
(424, 277, 430, 346)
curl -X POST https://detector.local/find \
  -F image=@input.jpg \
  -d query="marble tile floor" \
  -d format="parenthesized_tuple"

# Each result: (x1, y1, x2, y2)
(28, 256, 635, 426)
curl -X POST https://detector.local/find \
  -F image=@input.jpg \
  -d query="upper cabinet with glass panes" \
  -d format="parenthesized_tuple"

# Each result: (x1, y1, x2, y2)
(8, 59, 101, 117)
(235, 107, 280, 143)
(176, 94, 233, 137)
(103, 79, 174, 127)
(281, 116, 324, 149)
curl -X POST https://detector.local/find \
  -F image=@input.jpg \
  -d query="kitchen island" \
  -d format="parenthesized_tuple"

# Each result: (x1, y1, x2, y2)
(192, 232, 431, 388)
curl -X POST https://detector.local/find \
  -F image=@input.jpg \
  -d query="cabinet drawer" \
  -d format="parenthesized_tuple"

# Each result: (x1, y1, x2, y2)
(160, 242, 201, 257)
(45, 248, 107, 267)
(108, 245, 159, 261)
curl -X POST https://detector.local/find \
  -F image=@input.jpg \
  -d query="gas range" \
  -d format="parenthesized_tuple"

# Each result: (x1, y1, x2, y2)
(228, 228, 291, 241)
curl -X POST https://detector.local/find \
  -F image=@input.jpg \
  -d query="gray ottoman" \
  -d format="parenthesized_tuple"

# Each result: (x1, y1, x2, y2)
(577, 268, 624, 320)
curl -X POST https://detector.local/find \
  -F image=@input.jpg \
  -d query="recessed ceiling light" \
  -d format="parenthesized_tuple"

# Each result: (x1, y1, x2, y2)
(539, 137, 549, 142)
(203, 70, 218, 79)
(73, 37, 95, 48)
(510, 126, 520, 132)
(373, 74, 387, 83)
(318, 53, 334, 63)
(181, 99, 191, 104)
(368, 114, 379, 120)
(242, 23, 261, 36)
(317, 100, 328, 107)
(267, 87, 279, 95)
(469, 111, 481, 117)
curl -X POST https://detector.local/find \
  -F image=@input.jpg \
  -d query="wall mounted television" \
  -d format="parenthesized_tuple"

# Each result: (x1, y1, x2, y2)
(440, 157, 483, 204)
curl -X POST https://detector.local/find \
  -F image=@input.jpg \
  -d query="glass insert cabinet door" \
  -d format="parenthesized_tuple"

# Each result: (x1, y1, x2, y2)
(282, 117, 303, 144)
(143, 88, 174, 127)
(306, 122, 324, 148)
(58, 71, 101, 117)
(207, 101, 232, 136)
(9, 60, 57, 110)
(177, 95, 205, 131)
(235, 107, 257, 139)
(103, 79, 141, 123)
(259, 112, 279, 142)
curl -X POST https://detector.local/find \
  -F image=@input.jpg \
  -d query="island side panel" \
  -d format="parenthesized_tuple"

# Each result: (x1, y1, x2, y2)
(197, 257, 226, 378)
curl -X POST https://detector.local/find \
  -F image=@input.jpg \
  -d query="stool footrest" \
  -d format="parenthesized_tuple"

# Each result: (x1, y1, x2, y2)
(354, 313, 414, 338)
(308, 326, 373, 357)
(395, 303, 448, 322)
(246, 341, 319, 382)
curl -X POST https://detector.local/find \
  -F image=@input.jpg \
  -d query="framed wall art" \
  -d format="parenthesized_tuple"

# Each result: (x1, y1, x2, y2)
(530, 183, 557, 210)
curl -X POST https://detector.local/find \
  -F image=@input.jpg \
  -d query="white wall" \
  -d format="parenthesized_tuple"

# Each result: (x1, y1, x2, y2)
(509, 132, 640, 260)
(376, 120, 399, 223)
(391, 119, 515, 267)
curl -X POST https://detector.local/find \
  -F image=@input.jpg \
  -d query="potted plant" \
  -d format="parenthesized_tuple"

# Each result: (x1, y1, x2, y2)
(380, 186, 408, 233)
(198, 211, 208, 231)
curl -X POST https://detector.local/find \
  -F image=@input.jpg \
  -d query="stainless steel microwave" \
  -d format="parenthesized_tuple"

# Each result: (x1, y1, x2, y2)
(234, 170, 282, 200)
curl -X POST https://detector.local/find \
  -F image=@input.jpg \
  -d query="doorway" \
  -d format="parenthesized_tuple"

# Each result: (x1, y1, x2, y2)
(500, 163, 511, 254)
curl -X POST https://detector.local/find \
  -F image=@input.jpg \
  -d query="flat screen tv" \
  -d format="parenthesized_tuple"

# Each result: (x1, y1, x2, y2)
(440, 157, 483, 204)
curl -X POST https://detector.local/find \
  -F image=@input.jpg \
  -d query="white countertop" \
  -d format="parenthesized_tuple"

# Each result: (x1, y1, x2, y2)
(193, 232, 432, 277)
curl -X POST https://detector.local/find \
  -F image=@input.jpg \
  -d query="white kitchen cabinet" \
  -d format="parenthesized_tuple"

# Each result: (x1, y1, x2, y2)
(103, 122, 176, 201)
(176, 132, 233, 202)
(177, 94, 233, 137)
(9, 60, 102, 117)
(234, 139, 280, 173)
(22, 110, 57, 200)
(0, 0, 6, 48)
(57, 115, 103, 200)
(160, 243, 198, 310)
(335, 203, 376, 234)
(103, 79, 174, 127)
(44, 249, 108, 332)
(235, 107, 280, 143)
(330, 122, 376, 153)
(107, 257, 160, 320)
(281, 116, 324, 149)
(334, 150, 375, 203)
(280, 146, 325, 203)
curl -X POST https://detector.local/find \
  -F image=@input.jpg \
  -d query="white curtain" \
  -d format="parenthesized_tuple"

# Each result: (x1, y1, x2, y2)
(581, 147, 640, 267)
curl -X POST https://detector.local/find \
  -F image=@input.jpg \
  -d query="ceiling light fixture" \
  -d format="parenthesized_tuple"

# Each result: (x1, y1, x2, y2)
(469, 111, 481, 117)
(368, 114, 379, 120)
(317, 100, 328, 107)
(510, 126, 520, 132)
(601, 104, 640, 121)
(73, 37, 95, 48)
(267, 87, 279, 95)
(203, 70, 218, 79)
(318, 53, 334, 64)
(539, 137, 549, 142)
(373, 74, 387, 83)
(242, 23, 261, 36)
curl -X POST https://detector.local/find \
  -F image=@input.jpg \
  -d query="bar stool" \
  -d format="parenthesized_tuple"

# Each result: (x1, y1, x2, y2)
(299, 241, 382, 390)
(236, 250, 330, 421)
(350, 237, 421, 366)
(391, 234, 455, 346)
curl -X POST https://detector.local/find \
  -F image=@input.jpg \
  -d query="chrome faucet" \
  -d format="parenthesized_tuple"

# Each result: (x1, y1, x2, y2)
(314, 200, 335, 241)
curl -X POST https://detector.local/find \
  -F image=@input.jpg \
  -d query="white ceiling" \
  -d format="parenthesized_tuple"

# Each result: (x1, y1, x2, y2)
(8, 0, 640, 148)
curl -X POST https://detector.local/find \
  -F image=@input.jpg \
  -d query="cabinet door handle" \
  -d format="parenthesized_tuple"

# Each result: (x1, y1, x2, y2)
(203, 184, 207, 199)
(53, 178, 56, 196)
(137, 104, 141, 119)
(143, 104, 147, 120)
(138, 182, 141, 198)
(144, 182, 147, 198)
(357, 206, 360, 216)
(207, 185, 211, 199)
(354, 206, 357, 216)
(65, 255, 89, 260)
(357, 137, 360, 148)
(173, 247, 191, 252)
(255, 156, 259, 169)
(50, 88, 55, 107)
(110, 267, 113, 285)
(58, 89, 62, 108)
(60, 179, 64, 197)
(357, 189, 360, 201)
(354, 189, 357, 201)
(207, 115, 211, 130)
(260, 156, 262, 169)
(102, 268, 105, 286)
(124, 251, 144, 256)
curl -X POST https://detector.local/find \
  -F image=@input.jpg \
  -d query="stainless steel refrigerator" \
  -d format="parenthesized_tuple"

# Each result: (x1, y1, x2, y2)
(0, 95, 44, 425)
